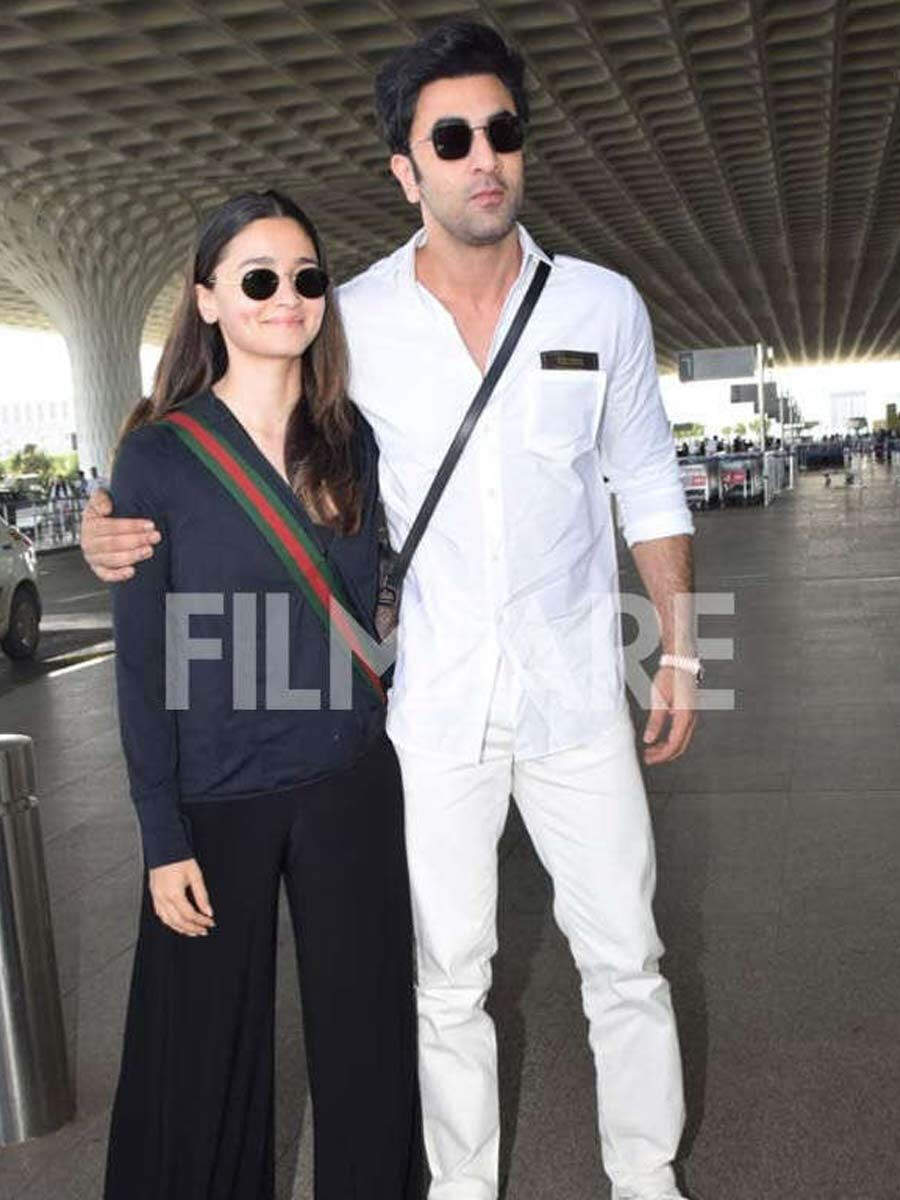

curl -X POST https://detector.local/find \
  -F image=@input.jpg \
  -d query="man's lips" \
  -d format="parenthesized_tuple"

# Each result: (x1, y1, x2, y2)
(471, 188, 505, 204)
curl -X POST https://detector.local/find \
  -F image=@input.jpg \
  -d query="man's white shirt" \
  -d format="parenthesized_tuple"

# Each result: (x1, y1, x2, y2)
(337, 225, 693, 763)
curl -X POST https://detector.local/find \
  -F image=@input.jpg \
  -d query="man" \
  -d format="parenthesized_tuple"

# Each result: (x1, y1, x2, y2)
(86, 465, 110, 496)
(83, 22, 700, 1200)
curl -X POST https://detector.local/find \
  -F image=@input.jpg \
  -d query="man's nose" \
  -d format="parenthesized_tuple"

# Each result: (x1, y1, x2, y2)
(469, 126, 499, 171)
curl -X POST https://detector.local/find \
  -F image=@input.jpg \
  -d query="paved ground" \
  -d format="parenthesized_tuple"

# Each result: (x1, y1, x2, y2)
(1, 459, 898, 1199)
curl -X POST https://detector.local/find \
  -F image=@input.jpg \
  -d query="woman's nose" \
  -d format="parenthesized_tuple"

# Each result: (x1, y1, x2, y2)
(274, 273, 301, 303)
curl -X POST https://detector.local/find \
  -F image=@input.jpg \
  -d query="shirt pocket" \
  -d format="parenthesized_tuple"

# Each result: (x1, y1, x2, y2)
(524, 367, 607, 461)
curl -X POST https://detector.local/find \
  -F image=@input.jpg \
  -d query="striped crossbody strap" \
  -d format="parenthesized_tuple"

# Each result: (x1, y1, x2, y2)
(162, 410, 385, 704)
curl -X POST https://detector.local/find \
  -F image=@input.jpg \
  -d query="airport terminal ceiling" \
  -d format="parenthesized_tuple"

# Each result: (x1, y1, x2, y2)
(0, 0, 899, 368)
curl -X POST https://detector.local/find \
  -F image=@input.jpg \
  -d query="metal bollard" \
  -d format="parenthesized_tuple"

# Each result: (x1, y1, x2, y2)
(0, 734, 75, 1144)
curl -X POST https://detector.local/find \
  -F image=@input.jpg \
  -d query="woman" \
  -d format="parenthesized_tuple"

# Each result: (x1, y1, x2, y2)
(104, 191, 418, 1200)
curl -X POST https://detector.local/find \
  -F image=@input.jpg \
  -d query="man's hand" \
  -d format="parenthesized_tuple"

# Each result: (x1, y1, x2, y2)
(149, 858, 215, 937)
(80, 487, 160, 582)
(642, 665, 697, 765)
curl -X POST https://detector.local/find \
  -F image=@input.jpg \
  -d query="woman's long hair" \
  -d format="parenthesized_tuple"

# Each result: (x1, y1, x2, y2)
(121, 190, 362, 533)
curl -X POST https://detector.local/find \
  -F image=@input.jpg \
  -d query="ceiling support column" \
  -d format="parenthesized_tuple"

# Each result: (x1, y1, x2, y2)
(0, 184, 192, 474)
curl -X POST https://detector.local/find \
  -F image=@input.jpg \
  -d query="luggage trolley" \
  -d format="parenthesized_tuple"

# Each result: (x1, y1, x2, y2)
(719, 453, 763, 505)
(678, 456, 721, 510)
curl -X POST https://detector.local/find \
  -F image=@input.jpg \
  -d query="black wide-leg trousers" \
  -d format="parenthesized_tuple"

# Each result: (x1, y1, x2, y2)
(104, 734, 421, 1200)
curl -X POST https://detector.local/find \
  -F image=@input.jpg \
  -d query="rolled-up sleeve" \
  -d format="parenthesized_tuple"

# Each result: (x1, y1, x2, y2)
(598, 280, 694, 547)
(111, 428, 192, 868)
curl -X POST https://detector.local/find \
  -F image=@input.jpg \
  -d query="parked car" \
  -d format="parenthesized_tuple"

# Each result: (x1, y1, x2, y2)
(0, 481, 47, 537)
(0, 488, 17, 526)
(0, 515, 42, 658)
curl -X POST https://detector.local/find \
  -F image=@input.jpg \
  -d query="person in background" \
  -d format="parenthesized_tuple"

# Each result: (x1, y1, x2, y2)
(85, 465, 110, 496)
(48, 475, 71, 499)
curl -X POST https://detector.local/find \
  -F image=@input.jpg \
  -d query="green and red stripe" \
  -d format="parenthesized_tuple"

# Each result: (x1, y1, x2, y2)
(163, 410, 385, 703)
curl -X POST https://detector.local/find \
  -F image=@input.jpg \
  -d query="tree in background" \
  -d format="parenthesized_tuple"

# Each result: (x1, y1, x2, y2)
(6, 444, 55, 484)
(672, 421, 706, 440)
(1, 445, 78, 488)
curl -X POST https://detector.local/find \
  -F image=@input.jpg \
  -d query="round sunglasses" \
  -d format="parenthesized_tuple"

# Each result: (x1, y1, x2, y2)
(208, 265, 329, 301)
(412, 111, 525, 161)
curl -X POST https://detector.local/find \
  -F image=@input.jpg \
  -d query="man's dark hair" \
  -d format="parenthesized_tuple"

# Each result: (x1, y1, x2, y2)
(374, 21, 529, 154)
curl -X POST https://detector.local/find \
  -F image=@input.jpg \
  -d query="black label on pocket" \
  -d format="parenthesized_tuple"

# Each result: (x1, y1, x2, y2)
(540, 350, 599, 371)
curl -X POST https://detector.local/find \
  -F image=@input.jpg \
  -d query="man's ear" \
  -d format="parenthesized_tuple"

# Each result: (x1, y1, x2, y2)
(390, 153, 421, 205)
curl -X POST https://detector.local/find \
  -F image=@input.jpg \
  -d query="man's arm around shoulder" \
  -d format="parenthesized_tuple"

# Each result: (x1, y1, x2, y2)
(80, 490, 161, 584)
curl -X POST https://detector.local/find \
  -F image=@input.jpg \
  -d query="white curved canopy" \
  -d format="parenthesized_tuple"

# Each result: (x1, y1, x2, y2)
(0, 0, 898, 366)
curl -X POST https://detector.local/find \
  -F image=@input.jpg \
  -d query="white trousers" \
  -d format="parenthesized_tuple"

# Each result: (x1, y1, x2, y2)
(395, 657, 685, 1200)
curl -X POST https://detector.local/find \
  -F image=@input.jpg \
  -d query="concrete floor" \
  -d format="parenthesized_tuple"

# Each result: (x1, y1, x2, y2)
(1, 459, 899, 1199)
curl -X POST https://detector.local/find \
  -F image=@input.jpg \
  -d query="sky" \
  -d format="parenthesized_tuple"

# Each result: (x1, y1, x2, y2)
(660, 359, 900, 434)
(1, 326, 899, 459)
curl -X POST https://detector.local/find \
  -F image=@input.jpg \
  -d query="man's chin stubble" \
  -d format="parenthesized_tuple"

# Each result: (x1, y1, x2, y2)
(456, 212, 518, 247)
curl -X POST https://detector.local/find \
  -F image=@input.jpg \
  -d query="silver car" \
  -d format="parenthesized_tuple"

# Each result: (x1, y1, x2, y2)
(0, 516, 42, 659)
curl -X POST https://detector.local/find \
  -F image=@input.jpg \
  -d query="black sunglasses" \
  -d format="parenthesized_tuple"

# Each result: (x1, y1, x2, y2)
(413, 111, 525, 161)
(209, 265, 329, 301)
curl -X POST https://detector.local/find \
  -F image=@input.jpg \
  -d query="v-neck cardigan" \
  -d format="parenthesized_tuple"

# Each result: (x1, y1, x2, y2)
(110, 391, 385, 868)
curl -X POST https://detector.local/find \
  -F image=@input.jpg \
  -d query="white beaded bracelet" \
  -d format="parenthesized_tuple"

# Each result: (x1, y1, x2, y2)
(659, 653, 703, 682)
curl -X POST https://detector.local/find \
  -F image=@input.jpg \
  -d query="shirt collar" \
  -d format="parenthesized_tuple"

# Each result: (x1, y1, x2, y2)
(516, 224, 553, 268)
(396, 221, 551, 289)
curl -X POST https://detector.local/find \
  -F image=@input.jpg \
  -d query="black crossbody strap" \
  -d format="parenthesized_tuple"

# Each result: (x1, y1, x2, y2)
(388, 258, 551, 591)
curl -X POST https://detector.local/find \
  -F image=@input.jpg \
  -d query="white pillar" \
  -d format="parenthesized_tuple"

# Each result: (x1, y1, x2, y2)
(0, 185, 194, 474)
(55, 294, 145, 477)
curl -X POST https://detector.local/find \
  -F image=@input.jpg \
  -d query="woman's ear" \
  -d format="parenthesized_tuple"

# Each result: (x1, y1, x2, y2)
(195, 283, 218, 325)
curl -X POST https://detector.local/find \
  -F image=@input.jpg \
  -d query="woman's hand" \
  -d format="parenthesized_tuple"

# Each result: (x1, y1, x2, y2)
(149, 858, 216, 936)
